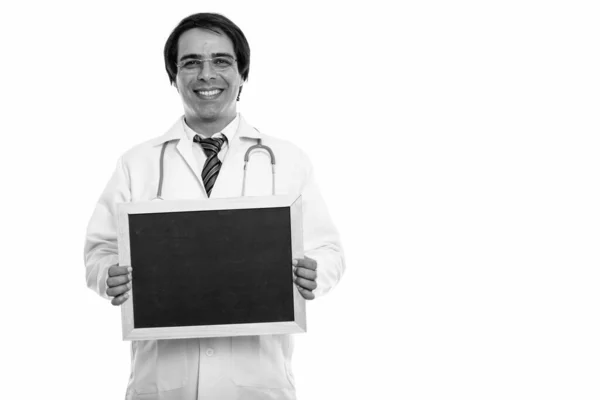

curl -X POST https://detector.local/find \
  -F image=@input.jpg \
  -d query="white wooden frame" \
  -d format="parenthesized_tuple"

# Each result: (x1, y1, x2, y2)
(116, 194, 305, 340)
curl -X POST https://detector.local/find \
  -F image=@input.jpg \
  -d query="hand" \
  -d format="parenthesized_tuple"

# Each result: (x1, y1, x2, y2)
(106, 265, 132, 306)
(293, 257, 317, 300)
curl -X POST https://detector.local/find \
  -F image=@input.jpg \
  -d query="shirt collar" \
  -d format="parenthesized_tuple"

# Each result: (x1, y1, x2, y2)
(182, 114, 240, 142)
(150, 113, 260, 146)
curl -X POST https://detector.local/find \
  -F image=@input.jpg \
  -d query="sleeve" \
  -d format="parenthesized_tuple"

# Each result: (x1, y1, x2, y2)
(83, 157, 131, 300)
(299, 154, 346, 298)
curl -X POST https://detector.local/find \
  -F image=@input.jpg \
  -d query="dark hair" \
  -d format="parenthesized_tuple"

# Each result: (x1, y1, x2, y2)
(163, 13, 250, 93)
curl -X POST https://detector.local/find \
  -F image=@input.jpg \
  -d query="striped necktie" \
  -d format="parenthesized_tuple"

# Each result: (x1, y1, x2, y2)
(194, 135, 227, 197)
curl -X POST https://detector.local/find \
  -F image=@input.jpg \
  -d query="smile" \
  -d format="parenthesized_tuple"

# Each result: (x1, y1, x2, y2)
(194, 89, 223, 99)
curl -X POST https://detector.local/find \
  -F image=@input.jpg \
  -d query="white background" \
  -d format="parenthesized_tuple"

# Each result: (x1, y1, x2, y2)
(1, 0, 599, 399)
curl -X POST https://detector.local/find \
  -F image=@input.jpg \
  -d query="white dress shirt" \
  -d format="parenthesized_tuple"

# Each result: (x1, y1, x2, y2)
(182, 114, 240, 177)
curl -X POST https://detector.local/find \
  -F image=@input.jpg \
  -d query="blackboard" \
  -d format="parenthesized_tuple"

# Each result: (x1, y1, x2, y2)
(117, 195, 305, 340)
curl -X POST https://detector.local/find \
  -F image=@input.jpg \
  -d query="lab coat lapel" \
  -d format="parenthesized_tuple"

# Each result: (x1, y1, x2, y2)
(174, 129, 204, 186)
(152, 118, 204, 188)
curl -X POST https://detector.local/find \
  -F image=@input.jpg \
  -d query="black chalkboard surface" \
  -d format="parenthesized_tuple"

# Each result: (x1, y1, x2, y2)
(129, 207, 294, 328)
(117, 195, 305, 340)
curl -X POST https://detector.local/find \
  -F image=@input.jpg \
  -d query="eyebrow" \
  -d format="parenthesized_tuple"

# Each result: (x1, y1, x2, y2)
(178, 52, 235, 61)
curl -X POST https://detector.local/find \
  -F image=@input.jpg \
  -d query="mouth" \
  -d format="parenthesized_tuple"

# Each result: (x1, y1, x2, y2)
(193, 89, 224, 100)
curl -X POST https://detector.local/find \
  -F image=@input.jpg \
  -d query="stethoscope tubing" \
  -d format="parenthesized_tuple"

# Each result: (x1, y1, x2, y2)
(155, 137, 275, 200)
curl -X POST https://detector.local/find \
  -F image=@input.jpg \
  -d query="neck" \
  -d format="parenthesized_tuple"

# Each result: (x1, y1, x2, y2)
(184, 114, 236, 137)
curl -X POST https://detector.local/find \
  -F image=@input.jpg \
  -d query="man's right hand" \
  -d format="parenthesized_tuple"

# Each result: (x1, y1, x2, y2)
(107, 265, 132, 306)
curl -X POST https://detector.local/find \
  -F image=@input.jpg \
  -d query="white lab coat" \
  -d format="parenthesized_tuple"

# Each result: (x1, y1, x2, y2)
(84, 115, 345, 400)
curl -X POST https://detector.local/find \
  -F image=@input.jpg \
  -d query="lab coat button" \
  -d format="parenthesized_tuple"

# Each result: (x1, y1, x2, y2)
(206, 348, 214, 356)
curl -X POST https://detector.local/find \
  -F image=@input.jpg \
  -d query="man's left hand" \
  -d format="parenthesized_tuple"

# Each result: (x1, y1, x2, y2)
(293, 257, 317, 300)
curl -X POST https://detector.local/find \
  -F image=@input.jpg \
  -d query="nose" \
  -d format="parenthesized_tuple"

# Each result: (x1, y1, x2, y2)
(197, 60, 217, 80)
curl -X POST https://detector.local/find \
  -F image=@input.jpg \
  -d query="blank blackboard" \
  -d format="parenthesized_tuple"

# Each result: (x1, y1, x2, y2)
(117, 195, 305, 340)
(129, 207, 293, 328)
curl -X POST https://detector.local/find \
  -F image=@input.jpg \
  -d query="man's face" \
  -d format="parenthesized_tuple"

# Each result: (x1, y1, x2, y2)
(175, 28, 243, 124)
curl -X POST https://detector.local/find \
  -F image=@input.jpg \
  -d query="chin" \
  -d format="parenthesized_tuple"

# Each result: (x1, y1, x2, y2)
(193, 107, 223, 121)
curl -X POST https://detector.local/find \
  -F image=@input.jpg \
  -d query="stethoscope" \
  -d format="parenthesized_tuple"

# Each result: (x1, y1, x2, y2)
(154, 137, 276, 200)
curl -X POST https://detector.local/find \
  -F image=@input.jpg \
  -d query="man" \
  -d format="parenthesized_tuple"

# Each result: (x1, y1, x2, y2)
(84, 12, 344, 400)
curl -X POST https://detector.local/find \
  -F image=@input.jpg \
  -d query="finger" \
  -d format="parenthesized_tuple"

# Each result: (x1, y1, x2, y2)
(111, 292, 130, 306)
(295, 277, 317, 291)
(108, 265, 132, 277)
(293, 257, 317, 270)
(294, 267, 317, 281)
(106, 283, 131, 297)
(296, 285, 315, 300)
(107, 274, 131, 288)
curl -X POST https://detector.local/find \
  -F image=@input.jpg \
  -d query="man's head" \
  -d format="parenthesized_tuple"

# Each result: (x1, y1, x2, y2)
(164, 13, 250, 126)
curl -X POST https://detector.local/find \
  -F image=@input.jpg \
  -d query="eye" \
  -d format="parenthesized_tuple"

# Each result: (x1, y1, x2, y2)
(214, 57, 233, 67)
(182, 59, 202, 68)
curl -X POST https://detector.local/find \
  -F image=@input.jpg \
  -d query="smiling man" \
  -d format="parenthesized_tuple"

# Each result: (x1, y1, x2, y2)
(84, 13, 345, 400)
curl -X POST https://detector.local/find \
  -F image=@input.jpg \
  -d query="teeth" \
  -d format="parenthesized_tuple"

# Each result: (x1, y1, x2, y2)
(196, 90, 221, 96)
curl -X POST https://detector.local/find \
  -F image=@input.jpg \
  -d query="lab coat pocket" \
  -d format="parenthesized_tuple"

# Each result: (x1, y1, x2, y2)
(230, 334, 295, 389)
(131, 339, 189, 394)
